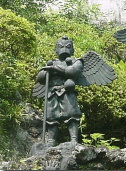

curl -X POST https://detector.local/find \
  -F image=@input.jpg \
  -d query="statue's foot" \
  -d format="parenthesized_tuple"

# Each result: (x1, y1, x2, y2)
(70, 139, 78, 147)
(47, 139, 56, 147)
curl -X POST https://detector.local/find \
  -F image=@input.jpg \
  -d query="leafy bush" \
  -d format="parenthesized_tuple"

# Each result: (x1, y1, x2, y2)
(0, 7, 37, 158)
(0, 7, 37, 57)
(82, 133, 120, 149)
(99, 28, 126, 63)
(52, 0, 101, 24)
(35, 13, 102, 65)
(0, 0, 53, 24)
(78, 61, 126, 146)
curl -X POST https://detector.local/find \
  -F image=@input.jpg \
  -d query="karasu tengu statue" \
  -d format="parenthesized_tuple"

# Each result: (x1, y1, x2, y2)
(32, 36, 116, 147)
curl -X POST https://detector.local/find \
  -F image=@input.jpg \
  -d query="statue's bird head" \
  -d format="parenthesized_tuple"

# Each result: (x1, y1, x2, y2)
(55, 36, 74, 60)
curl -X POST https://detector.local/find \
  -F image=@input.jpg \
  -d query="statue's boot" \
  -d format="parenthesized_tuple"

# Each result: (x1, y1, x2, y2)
(68, 121, 79, 146)
(47, 124, 58, 147)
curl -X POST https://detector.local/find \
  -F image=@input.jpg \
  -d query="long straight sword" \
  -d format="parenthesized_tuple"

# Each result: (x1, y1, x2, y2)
(42, 71, 49, 144)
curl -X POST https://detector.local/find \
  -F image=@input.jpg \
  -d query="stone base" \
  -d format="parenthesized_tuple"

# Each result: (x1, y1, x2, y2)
(3, 142, 126, 170)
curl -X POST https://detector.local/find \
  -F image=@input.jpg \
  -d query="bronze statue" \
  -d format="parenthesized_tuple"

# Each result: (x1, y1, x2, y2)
(33, 36, 116, 147)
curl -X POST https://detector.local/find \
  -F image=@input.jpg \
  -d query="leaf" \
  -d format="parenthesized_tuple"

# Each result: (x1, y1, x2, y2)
(82, 139, 92, 145)
(16, 62, 28, 67)
(90, 133, 104, 141)
(82, 134, 88, 138)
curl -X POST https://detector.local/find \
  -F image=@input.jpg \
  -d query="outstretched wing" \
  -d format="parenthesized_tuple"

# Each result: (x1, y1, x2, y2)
(113, 29, 126, 43)
(76, 51, 116, 86)
(32, 82, 45, 98)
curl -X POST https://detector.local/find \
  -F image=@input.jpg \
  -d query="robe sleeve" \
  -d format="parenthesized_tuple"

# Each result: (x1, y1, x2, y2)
(65, 60, 83, 79)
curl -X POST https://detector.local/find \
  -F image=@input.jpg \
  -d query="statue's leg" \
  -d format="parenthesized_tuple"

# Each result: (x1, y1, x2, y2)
(68, 120, 79, 145)
(47, 124, 58, 147)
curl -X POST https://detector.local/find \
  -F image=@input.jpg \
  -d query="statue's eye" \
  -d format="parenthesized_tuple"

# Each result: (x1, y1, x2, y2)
(66, 44, 71, 48)
(58, 44, 64, 48)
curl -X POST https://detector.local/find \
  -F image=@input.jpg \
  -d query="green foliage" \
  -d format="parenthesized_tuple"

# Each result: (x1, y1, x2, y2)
(0, 7, 38, 159)
(56, 0, 101, 23)
(0, 7, 37, 105)
(99, 28, 126, 63)
(82, 133, 120, 149)
(78, 61, 126, 146)
(36, 13, 102, 59)
(0, 7, 37, 57)
(0, 0, 54, 24)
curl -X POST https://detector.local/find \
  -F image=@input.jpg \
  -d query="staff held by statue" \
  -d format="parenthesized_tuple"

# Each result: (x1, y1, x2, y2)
(42, 71, 49, 144)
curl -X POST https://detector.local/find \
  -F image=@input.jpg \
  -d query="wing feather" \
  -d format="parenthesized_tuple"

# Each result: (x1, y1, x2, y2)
(87, 74, 96, 84)
(101, 64, 117, 80)
(94, 72, 102, 85)
(75, 73, 90, 86)
(33, 82, 41, 89)
(99, 68, 112, 84)
(98, 69, 107, 83)
(85, 75, 93, 84)
(103, 62, 114, 72)
(78, 51, 116, 86)
(101, 64, 114, 76)
(37, 92, 45, 98)
(32, 88, 45, 97)
(114, 29, 126, 43)
(33, 84, 45, 93)
(32, 83, 45, 98)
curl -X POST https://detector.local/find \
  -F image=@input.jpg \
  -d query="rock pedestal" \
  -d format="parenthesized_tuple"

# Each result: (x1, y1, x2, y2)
(12, 142, 126, 170)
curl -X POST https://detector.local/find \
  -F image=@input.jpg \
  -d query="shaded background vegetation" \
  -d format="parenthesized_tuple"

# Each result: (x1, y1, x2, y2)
(0, 0, 126, 162)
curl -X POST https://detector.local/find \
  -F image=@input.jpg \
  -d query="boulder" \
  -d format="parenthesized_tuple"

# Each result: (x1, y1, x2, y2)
(8, 141, 126, 170)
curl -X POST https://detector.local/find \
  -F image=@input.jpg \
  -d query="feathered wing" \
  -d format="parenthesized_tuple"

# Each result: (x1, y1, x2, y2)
(76, 51, 117, 86)
(113, 29, 126, 43)
(32, 82, 45, 98)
